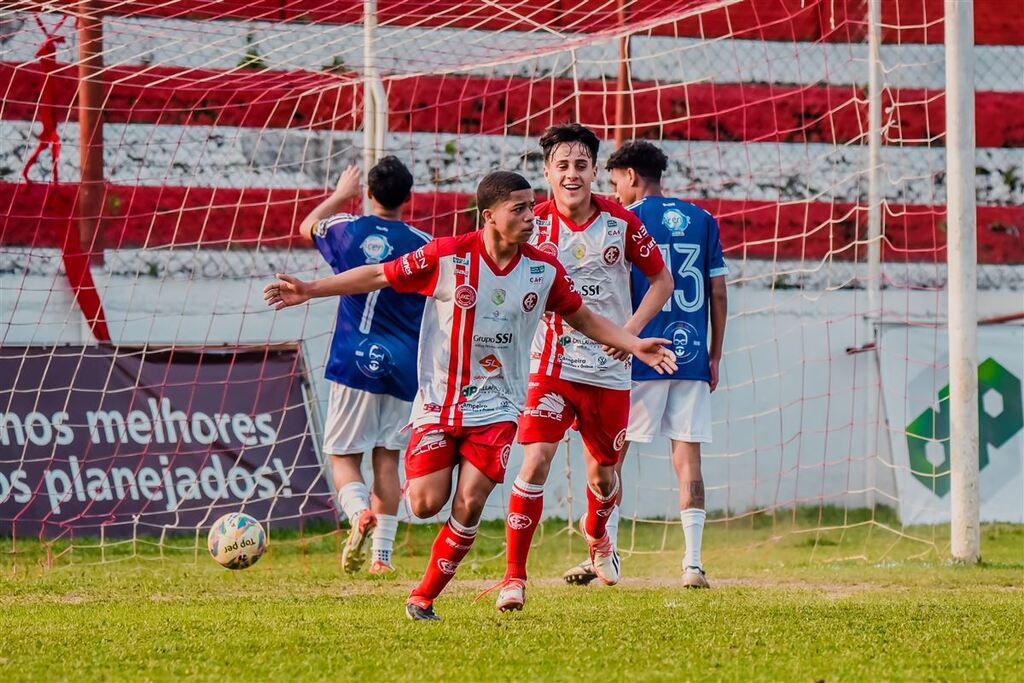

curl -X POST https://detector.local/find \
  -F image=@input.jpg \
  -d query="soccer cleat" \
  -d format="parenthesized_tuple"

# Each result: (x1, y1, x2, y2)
(341, 509, 377, 574)
(562, 558, 598, 586)
(405, 597, 441, 621)
(682, 565, 710, 589)
(494, 578, 526, 612)
(368, 559, 396, 575)
(580, 518, 620, 586)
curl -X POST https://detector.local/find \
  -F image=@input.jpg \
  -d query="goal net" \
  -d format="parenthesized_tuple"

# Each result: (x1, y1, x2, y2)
(2, 0, 1022, 565)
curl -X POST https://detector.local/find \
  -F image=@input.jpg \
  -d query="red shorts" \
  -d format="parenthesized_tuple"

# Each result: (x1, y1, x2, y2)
(517, 375, 630, 465)
(405, 421, 518, 484)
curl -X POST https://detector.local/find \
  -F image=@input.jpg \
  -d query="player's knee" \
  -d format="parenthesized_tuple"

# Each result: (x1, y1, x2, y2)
(406, 490, 446, 518)
(520, 449, 554, 483)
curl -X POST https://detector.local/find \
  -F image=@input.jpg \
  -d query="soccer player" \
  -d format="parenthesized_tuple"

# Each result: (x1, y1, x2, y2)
(494, 124, 673, 612)
(298, 157, 430, 575)
(265, 171, 677, 621)
(563, 139, 728, 589)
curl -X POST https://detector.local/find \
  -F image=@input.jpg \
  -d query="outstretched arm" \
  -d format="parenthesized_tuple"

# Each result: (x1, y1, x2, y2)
(297, 164, 362, 241)
(708, 275, 728, 392)
(263, 264, 389, 310)
(564, 304, 677, 375)
(606, 265, 673, 361)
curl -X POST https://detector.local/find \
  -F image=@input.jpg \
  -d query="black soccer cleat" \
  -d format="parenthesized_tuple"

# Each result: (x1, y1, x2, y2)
(405, 599, 442, 621)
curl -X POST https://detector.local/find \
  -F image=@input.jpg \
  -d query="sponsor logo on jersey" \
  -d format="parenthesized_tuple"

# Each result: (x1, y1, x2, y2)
(461, 385, 479, 398)
(313, 220, 329, 238)
(424, 402, 443, 413)
(473, 332, 513, 347)
(454, 284, 477, 309)
(354, 340, 392, 378)
(452, 255, 470, 266)
(500, 444, 511, 469)
(437, 558, 459, 575)
(491, 288, 506, 306)
(665, 321, 701, 365)
(524, 392, 566, 420)
(662, 208, 689, 236)
(558, 334, 572, 346)
(401, 247, 428, 275)
(530, 265, 546, 274)
(521, 291, 539, 312)
(538, 242, 559, 257)
(613, 428, 627, 452)
(535, 218, 552, 228)
(597, 355, 608, 367)
(578, 283, 601, 297)
(602, 245, 621, 266)
(482, 310, 509, 323)
(564, 274, 579, 293)
(506, 512, 532, 529)
(479, 354, 503, 373)
(360, 234, 393, 263)
(530, 276, 544, 284)
(572, 243, 586, 260)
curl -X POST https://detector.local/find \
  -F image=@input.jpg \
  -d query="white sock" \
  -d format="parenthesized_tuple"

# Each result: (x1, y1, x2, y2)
(605, 506, 621, 550)
(371, 514, 398, 564)
(681, 508, 706, 569)
(338, 481, 370, 523)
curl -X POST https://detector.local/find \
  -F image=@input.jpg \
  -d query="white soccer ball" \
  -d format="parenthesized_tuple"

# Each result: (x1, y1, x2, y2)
(207, 512, 267, 570)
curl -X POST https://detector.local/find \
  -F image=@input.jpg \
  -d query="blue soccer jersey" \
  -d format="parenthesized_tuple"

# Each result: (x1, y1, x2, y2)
(313, 214, 430, 401)
(628, 197, 728, 383)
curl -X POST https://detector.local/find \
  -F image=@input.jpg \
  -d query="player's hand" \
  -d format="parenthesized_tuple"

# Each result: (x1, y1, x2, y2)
(334, 164, 362, 201)
(604, 322, 641, 361)
(264, 273, 311, 310)
(633, 337, 677, 375)
(709, 356, 720, 392)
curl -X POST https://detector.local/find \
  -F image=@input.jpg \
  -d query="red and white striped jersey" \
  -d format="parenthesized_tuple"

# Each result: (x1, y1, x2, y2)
(530, 195, 665, 389)
(383, 230, 582, 428)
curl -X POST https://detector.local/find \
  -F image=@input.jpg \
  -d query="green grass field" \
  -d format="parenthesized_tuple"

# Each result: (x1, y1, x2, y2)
(2, 511, 1022, 682)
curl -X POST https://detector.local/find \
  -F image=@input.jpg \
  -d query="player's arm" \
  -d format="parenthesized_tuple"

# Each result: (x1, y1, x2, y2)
(564, 305, 677, 375)
(708, 275, 728, 392)
(606, 265, 672, 361)
(297, 164, 362, 242)
(264, 265, 389, 310)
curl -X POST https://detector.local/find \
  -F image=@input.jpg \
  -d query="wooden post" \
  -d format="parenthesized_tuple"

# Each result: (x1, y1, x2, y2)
(614, 0, 630, 148)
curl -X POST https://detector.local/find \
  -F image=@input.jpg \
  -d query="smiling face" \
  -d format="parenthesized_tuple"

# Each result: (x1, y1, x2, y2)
(544, 142, 597, 217)
(484, 188, 536, 244)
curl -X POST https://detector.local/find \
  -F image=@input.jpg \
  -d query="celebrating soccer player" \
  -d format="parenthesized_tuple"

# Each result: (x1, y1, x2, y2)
(265, 171, 677, 621)
(563, 140, 728, 589)
(298, 157, 430, 575)
(493, 124, 673, 612)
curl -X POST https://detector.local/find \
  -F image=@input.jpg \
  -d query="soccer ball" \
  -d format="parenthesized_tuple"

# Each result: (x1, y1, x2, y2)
(207, 512, 267, 569)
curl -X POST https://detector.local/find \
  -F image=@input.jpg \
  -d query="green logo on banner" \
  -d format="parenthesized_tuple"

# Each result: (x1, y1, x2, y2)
(905, 358, 1023, 497)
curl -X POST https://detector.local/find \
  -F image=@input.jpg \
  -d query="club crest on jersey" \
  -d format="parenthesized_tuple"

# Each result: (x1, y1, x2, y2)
(479, 354, 502, 373)
(507, 512, 531, 529)
(572, 244, 586, 260)
(663, 209, 689, 236)
(602, 245, 621, 266)
(521, 291, 539, 312)
(613, 429, 627, 452)
(359, 234, 393, 263)
(538, 242, 559, 257)
(665, 321, 701, 365)
(355, 340, 392, 378)
(491, 288, 506, 306)
(454, 284, 477, 308)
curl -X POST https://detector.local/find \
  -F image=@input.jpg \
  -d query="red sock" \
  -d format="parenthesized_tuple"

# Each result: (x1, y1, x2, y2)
(584, 475, 620, 540)
(504, 478, 545, 580)
(409, 518, 477, 603)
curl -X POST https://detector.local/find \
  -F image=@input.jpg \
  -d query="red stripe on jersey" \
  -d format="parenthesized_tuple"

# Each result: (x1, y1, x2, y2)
(454, 248, 481, 427)
(440, 253, 468, 425)
(534, 219, 561, 377)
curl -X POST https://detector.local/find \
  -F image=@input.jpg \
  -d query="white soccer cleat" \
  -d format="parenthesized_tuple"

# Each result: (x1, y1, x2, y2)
(580, 518, 620, 586)
(682, 565, 710, 589)
(341, 509, 377, 574)
(495, 578, 527, 612)
(562, 558, 598, 586)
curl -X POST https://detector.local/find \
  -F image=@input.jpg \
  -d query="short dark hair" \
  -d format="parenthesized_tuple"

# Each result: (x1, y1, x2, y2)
(476, 171, 532, 212)
(367, 155, 413, 209)
(539, 123, 600, 164)
(605, 140, 668, 182)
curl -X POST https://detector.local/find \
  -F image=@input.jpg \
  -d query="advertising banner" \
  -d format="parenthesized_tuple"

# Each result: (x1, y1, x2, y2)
(879, 325, 1024, 524)
(1, 345, 334, 538)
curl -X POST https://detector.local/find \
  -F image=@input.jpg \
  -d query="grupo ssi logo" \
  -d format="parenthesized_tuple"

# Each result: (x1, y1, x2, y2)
(906, 358, 1023, 497)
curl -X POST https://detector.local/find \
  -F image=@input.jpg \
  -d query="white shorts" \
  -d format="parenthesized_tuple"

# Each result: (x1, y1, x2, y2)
(626, 379, 712, 444)
(322, 382, 413, 455)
